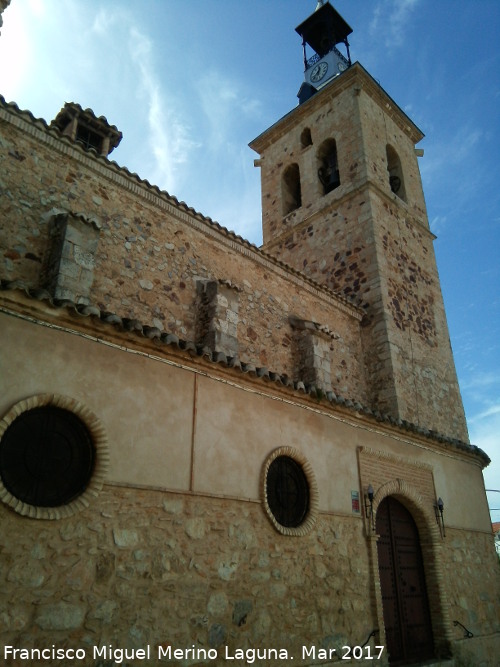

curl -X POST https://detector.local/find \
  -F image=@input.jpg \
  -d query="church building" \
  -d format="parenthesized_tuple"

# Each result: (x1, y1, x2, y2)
(0, 2, 498, 665)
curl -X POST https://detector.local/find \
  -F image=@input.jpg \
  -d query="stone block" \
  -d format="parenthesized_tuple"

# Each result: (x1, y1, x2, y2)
(74, 244, 96, 269)
(35, 603, 86, 630)
(113, 528, 139, 548)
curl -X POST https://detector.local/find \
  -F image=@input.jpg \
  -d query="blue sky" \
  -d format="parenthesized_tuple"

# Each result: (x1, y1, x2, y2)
(1, 0, 499, 521)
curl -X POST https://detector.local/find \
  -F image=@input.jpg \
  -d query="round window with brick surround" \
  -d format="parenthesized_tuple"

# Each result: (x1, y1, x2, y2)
(262, 447, 318, 536)
(0, 395, 108, 519)
(0, 406, 94, 507)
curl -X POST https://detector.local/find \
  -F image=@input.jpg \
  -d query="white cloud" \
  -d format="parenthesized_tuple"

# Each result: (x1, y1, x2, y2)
(27, 0, 44, 18)
(196, 68, 262, 151)
(370, 0, 420, 48)
(420, 123, 486, 236)
(421, 125, 483, 182)
(0, 1, 32, 102)
(463, 373, 500, 393)
(428, 215, 447, 235)
(126, 25, 200, 191)
(474, 405, 500, 421)
(92, 6, 114, 34)
(388, 0, 419, 46)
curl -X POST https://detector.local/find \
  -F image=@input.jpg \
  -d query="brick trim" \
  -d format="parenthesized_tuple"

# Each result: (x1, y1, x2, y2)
(261, 446, 318, 536)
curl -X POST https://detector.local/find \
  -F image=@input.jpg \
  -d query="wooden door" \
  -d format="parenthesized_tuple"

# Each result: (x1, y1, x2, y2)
(376, 497, 434, 664)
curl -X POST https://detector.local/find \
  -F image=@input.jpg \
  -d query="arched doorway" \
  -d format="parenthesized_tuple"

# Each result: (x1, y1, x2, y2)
(376, 496, 434, 664)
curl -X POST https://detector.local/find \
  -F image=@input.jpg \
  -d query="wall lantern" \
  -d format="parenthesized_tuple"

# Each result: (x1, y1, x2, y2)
(365, 483, 374, 529)
(434, 496, 445, 537)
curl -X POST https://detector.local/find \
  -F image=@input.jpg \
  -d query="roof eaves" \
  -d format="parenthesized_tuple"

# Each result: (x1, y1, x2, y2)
(0, 279, 489, 468)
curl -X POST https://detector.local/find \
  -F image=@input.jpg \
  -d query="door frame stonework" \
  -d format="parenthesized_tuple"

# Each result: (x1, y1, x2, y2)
(367, 479, 453, 663)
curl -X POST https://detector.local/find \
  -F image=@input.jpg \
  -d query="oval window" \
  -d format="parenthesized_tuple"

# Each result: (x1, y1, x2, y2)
(266, 455, 310, 528)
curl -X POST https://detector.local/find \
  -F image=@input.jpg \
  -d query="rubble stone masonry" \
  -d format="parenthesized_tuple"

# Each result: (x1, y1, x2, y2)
(0, 99, 366, 401)
(250, 64, 468, 441)
(0, 487, 375, 666)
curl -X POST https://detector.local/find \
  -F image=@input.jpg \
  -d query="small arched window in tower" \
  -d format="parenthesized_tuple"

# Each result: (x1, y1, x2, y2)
(300, 127, 313, 148)
(386, 144, 406, 202)
(317, 139, 340, 195)
(282, 163, 302, 216)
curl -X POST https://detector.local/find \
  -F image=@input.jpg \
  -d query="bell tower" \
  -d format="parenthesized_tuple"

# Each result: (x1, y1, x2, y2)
(250, 2, 468, 442)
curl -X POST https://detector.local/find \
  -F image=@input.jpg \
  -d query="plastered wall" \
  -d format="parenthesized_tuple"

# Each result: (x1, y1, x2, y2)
(0, 310, 490, 529)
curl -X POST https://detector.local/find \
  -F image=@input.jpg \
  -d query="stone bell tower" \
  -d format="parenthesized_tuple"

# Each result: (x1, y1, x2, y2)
(250, 1, 468, 442)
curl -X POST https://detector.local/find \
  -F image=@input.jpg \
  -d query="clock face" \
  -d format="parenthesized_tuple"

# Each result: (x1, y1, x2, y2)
(338, 61, 348, 72)
(310, 61, 328, 83)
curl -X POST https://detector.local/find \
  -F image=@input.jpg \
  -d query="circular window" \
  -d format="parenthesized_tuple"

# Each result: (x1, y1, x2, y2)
(0, 406, 94, 507)
(262, 447, 318, 536)
(0, 394, 108, 519)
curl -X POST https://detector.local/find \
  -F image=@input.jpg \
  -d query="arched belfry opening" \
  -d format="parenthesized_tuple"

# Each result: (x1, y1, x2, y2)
(300, 127, 313, 148)
(317, 138, 340, 194)
(376, 496, 434, 664)
(386, 144, 406, 202)
(282, 163, 302, 215)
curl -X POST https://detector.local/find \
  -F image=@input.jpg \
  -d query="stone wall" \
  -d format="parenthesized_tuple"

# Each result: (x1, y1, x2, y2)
(0, 308, 491, 528)
(0, 87, 468, 436)
(250, 65, 468, 442)
(0, 100, 367, 402)
(41, 212, 100, 304)
(443, 528, 500, 666)
(443, 528, 500, 639)
(2, 482, 498, 666)
(1, 486, 375, 667)
(368, 195, 468, 439)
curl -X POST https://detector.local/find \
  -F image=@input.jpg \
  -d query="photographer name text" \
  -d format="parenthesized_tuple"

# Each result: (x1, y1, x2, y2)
(4, 643, 385, 663)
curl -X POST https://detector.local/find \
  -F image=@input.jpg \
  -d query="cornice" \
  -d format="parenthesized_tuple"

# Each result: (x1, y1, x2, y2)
(262, 179, 434, 258)
(0, 285, 490, 470)
(359, 445, 433, 470)
(249, 62, 424, 154)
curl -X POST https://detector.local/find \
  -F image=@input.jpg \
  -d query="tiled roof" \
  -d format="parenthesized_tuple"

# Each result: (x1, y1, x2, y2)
(50, 102, 123, 152)
(50, 101, 121, 134)
(0, 279, 490, 468)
